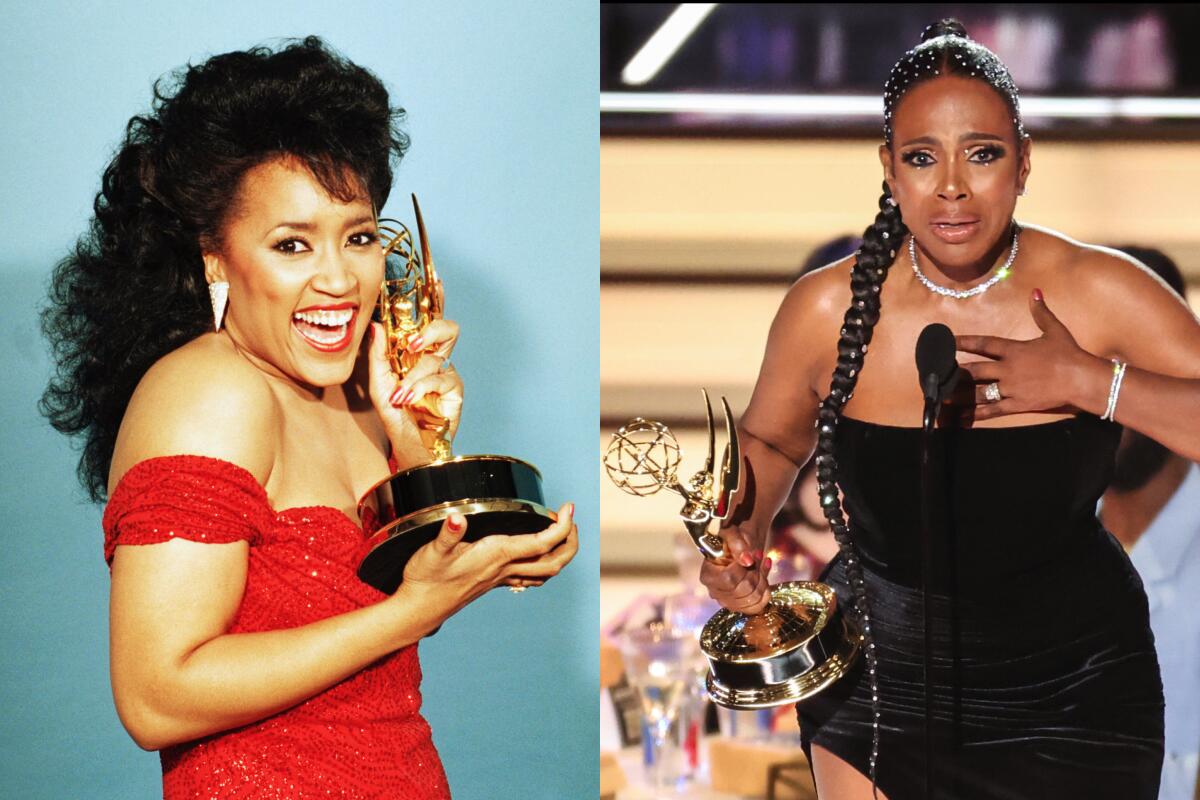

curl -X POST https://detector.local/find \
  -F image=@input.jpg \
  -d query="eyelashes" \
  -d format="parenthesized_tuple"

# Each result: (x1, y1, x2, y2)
(899, 145, 1007, 168)
(970, 145, 1006, 164)
(271, 231, 379, 254)
(272, 238, 309, 255)
(900, 151, 935, 167)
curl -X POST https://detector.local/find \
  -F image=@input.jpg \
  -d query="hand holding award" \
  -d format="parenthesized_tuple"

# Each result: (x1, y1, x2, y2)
(604, 390, 861, 708)
(358, 195, 556, 594)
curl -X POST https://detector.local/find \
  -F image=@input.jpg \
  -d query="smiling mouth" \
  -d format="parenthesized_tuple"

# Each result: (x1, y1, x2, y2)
(292, 307, 356, 352)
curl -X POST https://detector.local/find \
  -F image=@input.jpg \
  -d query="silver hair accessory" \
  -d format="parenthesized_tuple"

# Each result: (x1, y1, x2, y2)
(910, 224, 1020, 300)
(882, 28, 1024, 145)
(984, 382, 1002, 403)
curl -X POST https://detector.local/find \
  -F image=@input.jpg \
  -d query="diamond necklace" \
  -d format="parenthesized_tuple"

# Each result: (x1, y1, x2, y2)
(909, 224, 1020, 299)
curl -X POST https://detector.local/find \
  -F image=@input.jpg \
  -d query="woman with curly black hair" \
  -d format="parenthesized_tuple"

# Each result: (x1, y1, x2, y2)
(42, 37, 577, 799)
(701, 20, 1200, 800)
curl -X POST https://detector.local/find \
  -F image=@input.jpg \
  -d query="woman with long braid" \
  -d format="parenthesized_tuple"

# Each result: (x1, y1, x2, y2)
(701, 20, 1200, 799)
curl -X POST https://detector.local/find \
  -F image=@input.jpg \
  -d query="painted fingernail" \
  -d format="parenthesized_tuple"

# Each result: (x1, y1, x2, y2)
(408, 335, 425, 352)
(403, 388, 417, 406)
(763, 557, 773, 572)
(447, 513, 464, 532)
(389, 386, 405, 405)
(739, 554, 754, 568)
(754, 549, 764, 561)
(566, 503, 575, 517)
(1032, 288, 1043, 302)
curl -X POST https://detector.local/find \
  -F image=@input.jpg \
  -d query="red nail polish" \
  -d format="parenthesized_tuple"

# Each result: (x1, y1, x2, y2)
(408, 336, 424, 352)
(1033, 288, 1043, 302)
(566, 503, 575, 517)
(763, 557, 773, 572)
(389, 386, 404, 405)
(754, 549, 764, 561)
(447, 514, 463, 532)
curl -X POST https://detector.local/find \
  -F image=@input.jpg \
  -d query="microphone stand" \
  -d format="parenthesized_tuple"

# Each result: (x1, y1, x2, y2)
(921, 374, 939, 800)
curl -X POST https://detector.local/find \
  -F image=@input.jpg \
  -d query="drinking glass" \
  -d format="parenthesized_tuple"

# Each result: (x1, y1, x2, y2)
(619, 624, 708, 795)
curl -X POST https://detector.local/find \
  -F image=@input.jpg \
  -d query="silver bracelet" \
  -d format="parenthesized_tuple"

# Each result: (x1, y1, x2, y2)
(1101, 359, 1127, 421)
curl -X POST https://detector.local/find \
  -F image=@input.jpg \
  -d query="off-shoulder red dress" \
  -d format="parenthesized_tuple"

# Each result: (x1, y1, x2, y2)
(103, 454, 451, 800)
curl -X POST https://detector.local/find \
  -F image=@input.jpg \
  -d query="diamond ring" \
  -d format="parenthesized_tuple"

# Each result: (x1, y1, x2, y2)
(984, 382, 1002, 403)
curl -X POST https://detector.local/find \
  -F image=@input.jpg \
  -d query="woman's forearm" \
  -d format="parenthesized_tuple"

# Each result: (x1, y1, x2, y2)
(719, 425, 810, 552)
(113, 585, 445, 751)
(1071, 354, 1200, 461)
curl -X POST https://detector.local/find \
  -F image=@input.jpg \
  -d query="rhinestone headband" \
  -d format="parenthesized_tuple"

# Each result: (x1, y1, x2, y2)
(882, 34, 1025, 144)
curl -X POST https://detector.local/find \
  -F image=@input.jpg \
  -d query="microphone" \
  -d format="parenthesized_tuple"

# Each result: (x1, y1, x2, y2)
(914, 322, 959, 797)
(915, 323, 959, 431)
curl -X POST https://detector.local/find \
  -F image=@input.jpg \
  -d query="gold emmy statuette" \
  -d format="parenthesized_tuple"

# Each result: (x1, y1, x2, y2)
(356, 195, 555, 594)
(603, 390, 862, 709)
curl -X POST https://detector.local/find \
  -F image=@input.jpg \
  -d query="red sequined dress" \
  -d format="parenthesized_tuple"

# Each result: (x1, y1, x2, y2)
(102, 454, 451, 799)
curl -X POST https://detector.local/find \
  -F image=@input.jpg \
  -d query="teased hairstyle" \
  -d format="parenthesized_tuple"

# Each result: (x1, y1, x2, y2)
(41, 36, 408, 501)
(814, 20, 1022, 789)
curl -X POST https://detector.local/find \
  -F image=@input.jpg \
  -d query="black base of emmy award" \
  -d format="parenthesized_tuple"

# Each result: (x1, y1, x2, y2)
(357, 455, 553, 594)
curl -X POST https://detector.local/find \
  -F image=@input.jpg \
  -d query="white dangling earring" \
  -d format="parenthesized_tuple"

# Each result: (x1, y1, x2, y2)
(1018, 187, 1027, 197)
(208, 280, 229, 332)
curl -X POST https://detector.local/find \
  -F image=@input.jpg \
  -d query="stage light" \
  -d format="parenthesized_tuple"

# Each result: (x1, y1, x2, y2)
(601, 91, 1200, 120)
(621, 4, 719, 87)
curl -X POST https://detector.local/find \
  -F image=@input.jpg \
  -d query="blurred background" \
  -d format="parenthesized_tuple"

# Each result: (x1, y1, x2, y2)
(600, 5, 1200, 799)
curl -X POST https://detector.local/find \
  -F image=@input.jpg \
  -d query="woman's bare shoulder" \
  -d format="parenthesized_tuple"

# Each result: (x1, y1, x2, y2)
(755, 255, 853, 393)
(109, 334, 279, 492)
(1023, 224, 1156, 286)
(1024, 225, 1182, 305)
(777, 256, 854, 329)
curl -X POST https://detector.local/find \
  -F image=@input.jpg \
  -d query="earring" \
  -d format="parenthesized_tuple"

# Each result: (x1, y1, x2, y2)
(886, 197, 897, 207)
(1018, 186, 1027, 197)
(208, 280, 229, 332)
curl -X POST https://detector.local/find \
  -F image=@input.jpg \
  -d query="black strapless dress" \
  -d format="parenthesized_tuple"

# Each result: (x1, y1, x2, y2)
(797, 415, 1164, 800)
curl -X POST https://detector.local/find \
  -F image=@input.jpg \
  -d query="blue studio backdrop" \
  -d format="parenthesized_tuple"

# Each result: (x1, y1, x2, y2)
(0, 2, 598, 798)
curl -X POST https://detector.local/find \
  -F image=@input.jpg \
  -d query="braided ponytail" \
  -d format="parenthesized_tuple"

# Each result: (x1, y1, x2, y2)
(816, 181, 907, 788)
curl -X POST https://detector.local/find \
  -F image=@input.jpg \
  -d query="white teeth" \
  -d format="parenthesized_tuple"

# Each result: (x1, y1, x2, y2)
(293, 308, 354, 326)
(298, 325, 347, 345)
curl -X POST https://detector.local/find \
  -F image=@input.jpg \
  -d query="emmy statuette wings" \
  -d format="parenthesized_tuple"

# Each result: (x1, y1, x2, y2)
(356, 195, 555, 595)
(605, 391, 862, 709)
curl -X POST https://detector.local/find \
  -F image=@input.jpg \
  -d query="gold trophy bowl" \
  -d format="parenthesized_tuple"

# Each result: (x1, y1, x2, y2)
(604, 391, 861, 709)
(356, 195, 555, 595)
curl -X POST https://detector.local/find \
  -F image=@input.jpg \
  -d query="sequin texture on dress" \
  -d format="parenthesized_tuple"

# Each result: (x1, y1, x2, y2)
(103, 454, 451, 799)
